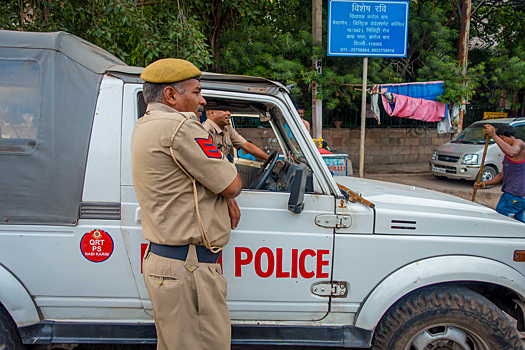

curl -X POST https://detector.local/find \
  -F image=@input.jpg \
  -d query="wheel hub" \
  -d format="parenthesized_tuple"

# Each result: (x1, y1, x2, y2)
(407, 325, 490, 350)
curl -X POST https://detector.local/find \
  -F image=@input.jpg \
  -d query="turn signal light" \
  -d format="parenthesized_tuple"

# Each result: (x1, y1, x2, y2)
(514, 251, 525, 262)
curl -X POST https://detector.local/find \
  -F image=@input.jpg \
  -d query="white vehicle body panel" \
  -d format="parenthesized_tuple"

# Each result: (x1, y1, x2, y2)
(224, 191, 334, 321)
(82, 75, 123, 202)
(0, 265, 39, 327)
(354, 255, 525, 330)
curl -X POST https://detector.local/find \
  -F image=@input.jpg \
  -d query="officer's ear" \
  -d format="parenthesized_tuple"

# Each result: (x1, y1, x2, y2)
(163, 86, 177, 106)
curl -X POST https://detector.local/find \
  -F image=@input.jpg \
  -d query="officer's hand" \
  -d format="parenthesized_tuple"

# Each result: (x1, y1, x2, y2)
(226, 198, 241, 229)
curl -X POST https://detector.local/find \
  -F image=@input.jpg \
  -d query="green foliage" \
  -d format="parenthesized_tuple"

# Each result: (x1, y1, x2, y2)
(1, 0, 523, 114)
(0, 0, 212, 68)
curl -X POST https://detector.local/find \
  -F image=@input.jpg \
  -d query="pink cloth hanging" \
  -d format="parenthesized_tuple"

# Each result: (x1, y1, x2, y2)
(381, 93, 446, 122)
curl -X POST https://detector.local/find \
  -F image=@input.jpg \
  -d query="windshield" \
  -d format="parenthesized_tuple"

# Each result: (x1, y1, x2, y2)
(270, 106, 306, 162)
(451, 122, 507, 144)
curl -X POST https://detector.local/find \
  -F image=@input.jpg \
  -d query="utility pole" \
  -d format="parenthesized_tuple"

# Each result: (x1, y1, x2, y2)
(454, 0, 472, 137)
(312, 0, 323, 139)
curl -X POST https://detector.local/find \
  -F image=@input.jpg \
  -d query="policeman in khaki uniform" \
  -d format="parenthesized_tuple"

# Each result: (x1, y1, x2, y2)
(130, 58, 242, 350)
(203, 110, 269, 162)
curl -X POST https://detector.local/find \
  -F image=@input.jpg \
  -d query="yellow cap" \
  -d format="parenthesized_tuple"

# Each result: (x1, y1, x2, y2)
(140, 58, 202, 83)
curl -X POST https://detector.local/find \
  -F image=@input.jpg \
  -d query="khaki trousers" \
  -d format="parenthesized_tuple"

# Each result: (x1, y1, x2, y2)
(143, 245, 231, 350)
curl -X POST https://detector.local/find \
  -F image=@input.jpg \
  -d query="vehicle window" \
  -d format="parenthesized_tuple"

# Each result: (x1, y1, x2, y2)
(0, 60, 40, 153)
(452, 122, 506, 144)
(515, 124, 525, 142)
(137, 91, 147, 118)
(271, 107, 306, 162)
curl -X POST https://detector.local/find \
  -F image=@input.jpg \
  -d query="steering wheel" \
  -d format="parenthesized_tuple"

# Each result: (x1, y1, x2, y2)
(249, 151, 279, 190)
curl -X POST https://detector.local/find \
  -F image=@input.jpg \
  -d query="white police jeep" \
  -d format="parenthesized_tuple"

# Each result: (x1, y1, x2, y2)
(1, 31, 525, 350)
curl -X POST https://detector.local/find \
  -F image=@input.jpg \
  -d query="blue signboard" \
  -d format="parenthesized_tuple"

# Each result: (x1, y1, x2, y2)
(328, 0, 409, 57)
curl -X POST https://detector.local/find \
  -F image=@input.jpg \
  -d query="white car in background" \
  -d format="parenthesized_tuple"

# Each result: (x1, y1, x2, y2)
(430, 118, 525, 182)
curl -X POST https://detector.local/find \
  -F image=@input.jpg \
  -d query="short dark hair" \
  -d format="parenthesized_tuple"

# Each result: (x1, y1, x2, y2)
(296, 105, 305, 111)
(142, 80, 188, 104)
(496, 124, 516, 138)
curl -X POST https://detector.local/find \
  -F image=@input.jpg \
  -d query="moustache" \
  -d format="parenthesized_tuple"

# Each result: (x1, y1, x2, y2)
(196, 106, 205, 113)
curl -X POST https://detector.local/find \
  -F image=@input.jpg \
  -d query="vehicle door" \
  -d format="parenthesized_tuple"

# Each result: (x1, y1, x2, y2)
(120, 85, 339, 321)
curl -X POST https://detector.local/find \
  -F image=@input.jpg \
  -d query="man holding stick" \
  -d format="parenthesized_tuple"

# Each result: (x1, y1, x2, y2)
(473, 124, 525, 223)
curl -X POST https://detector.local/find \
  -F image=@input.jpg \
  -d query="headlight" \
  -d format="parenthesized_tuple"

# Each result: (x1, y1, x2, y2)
(462, 154, 479, 165)
(432, 151, 437, 160)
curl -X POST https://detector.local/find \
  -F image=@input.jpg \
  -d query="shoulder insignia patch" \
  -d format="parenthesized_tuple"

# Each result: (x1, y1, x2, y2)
(195, 135, 222, 159)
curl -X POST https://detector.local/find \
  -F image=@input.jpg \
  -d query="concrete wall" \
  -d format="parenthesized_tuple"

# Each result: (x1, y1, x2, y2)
(237, 127, 451, 165)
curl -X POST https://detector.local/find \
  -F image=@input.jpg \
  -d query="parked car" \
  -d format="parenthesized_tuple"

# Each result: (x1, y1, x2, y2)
(430, 118, 525, 181)
(2, 30, 525, 350)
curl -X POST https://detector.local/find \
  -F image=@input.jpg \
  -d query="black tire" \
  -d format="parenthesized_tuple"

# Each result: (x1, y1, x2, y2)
(0, 303, 25, 350)
(372, 285, 524, 350)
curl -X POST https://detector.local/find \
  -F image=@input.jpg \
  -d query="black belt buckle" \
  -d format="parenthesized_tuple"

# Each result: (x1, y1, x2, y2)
(150, 243, 221, 263)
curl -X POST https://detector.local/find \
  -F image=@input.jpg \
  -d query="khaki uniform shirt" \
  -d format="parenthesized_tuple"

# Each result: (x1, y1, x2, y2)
(131, 103, 238, 247)
(202, 119, 247, 160)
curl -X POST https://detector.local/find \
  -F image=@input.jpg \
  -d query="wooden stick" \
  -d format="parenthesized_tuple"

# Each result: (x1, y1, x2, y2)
(472, 133, 490, 202)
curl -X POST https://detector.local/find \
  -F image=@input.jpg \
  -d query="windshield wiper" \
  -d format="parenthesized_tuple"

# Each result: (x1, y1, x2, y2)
(451, 140, 475, 144)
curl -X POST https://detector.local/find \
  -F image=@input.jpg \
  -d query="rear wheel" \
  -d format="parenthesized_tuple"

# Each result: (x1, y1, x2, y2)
(0, 303, 25, 350)
(372, 285, 523, 350)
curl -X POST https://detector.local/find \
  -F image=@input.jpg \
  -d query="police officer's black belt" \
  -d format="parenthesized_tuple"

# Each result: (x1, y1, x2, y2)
(150, 243, 221, 263)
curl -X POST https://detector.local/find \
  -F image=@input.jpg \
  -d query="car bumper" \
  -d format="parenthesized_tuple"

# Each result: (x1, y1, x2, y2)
(429, 160, 480, 181)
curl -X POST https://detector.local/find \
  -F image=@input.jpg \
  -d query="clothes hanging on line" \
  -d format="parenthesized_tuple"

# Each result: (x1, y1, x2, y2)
(369, 84, 381, 124)
(381, 93, 447, 122)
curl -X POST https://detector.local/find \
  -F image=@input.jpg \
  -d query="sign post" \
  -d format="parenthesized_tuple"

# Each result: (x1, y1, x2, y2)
(328, 0, 409, 177)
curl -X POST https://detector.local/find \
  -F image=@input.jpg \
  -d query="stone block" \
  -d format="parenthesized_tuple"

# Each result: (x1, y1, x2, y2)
(427, 129, 438, 138)
(389, 138, 404, 147)
(405, 137, 419, 146)
(367, 146, 383, 155)
(418, 137, 432, 146)
(343, 137, 360, 147)
(322, 129, 332, 138)
(372, 154, 392, 164)
(350, 129, 361, 138)
(404, 154, 419, 163)
(365, 137, 379, 146)
(389, 146, 411, 155)
(368, 129, 384, 139)
(380, 138, 390, 146)
(332, 128, 350, 138)
(389, 154, 404, 163)
(332, 138, 342, 147)
(410, 146, 421, 155)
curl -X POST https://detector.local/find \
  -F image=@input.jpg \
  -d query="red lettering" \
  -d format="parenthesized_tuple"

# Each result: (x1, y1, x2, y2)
(291, 249, 298, 278)
(255, 247, 275, 278)
(140, 243, 148, 274)
(276, 248, 290, 278)
(299, 249, 316, 279)
(316, 249, 330, 278)
(235, 247, 253, 277)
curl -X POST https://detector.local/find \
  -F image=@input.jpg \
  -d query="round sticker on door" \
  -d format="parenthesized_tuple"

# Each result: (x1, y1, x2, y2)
(80, 229, 114, 263)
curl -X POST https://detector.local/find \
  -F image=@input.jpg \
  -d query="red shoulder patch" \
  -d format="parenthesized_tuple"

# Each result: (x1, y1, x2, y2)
(195, 135, 222, 159)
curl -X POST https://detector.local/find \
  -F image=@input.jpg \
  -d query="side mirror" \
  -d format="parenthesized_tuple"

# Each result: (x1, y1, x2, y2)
(288, 163, 307, 214)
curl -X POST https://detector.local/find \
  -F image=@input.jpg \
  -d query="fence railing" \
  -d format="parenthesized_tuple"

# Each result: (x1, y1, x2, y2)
(233, 104, 500, 129)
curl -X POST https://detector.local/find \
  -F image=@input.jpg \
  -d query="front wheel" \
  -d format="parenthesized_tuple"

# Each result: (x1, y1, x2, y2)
(0, 303, 25, 350)
(372, 285, 523, 350)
